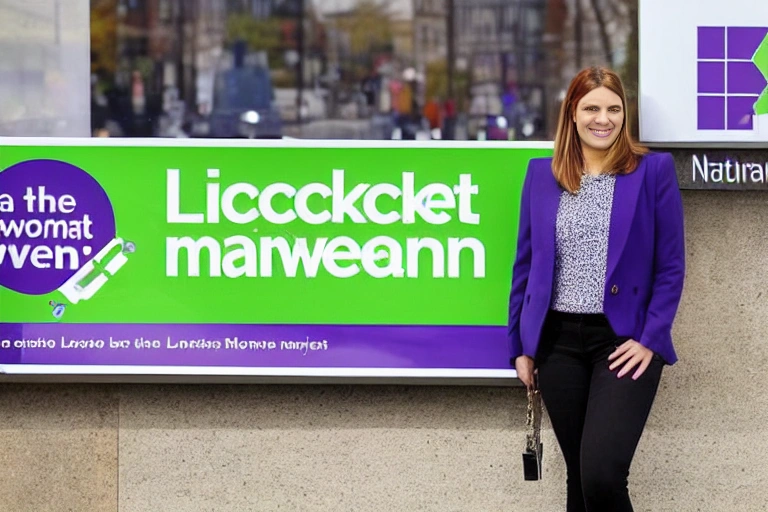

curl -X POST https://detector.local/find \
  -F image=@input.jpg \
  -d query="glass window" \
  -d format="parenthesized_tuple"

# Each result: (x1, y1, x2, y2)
(0, 0, 639, 141)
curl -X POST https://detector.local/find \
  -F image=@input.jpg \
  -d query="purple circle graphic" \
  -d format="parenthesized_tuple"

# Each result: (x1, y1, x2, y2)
(0, 159, 116, 295)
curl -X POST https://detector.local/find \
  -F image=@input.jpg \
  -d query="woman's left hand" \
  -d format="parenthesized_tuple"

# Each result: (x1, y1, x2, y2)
(608, 340, 654, 380)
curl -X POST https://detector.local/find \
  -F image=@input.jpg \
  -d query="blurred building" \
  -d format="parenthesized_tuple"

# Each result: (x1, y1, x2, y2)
(452, 0, 545, 87)
(560, 0, 632, 79)
(451, 0, 547, 139)
(0, 0, 91, 136)
(413, 0, 447, 71)
(82, 0, 634, 140)
(110, 0, 227, 106)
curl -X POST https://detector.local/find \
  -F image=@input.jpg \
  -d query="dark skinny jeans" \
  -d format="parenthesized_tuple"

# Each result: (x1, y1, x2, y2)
(535, 310, 664, 512)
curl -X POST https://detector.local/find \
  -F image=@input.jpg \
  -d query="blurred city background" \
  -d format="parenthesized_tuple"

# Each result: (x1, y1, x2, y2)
(0, 0, 640, 141)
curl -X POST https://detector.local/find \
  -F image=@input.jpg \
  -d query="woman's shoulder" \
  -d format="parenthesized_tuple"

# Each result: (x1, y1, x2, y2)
(527, 156, 554, 170)
(525, 157, 554, 181)
(523, 157, 559, 194)
(639, 151, 675, 173)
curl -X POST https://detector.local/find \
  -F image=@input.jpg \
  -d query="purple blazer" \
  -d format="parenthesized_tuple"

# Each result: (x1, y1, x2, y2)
(507, 152, 685, 365)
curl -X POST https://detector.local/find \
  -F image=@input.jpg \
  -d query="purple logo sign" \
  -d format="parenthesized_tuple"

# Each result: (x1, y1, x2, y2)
(0, 159, 116, 295)
(697, 26, 768, 130)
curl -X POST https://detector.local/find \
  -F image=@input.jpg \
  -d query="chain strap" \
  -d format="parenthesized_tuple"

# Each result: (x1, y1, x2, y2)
(525, 387, 542, 452)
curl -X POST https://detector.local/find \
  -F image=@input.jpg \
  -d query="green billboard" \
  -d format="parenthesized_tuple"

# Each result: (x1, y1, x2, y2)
(0, 139, 553, 380)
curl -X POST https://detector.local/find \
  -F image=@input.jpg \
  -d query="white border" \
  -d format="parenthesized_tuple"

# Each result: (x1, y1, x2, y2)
(0, 136, 554, 150)
(0, 364, 517, 378)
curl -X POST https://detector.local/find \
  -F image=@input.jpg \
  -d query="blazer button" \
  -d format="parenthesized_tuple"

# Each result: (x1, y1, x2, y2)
(611, 285, 619, 295)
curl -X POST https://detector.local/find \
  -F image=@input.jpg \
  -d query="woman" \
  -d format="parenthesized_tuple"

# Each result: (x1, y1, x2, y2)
(508, 66, 685, 512)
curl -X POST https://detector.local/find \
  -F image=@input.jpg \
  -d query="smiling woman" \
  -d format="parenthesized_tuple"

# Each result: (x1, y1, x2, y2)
(508, 66, 685, 512)
(552, 67, 649, 194)
(574, 87, 623, 156)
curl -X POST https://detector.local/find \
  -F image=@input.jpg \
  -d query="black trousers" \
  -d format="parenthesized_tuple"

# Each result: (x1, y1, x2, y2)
(535, 310, 664, 512)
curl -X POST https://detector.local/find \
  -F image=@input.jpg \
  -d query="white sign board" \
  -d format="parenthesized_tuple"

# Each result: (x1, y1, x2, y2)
(639, 0, 768, 143)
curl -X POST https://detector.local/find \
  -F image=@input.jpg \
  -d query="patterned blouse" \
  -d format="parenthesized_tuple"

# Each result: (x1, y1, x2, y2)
(550, 173, 616, 314)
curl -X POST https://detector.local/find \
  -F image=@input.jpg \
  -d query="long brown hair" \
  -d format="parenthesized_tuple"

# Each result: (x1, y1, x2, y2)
(552, 66, 647, 193)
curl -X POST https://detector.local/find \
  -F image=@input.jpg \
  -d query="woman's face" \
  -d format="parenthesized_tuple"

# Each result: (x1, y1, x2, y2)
(573, 86, 624, 153)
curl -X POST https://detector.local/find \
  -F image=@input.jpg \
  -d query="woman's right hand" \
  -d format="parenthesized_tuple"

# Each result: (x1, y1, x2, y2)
(515, 355, 536, 390)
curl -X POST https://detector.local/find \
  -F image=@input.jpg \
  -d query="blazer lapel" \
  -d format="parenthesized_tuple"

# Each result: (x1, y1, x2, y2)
(606, 161, 646, 281)
(534, 166, 562, 280)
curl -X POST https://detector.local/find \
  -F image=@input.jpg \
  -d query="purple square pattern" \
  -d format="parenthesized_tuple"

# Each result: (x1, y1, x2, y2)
(697, 26, 768, 131)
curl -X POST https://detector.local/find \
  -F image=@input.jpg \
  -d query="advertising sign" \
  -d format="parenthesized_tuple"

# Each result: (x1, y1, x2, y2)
(667, 148, 768, 190)
(639, 0, 768, 144)
(0, 138, 553, 381)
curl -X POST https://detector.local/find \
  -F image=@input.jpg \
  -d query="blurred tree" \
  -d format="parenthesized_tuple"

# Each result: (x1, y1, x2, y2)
(336, 0, 394, 79)
(425, 60, 469, 107)
(340, 1, 392, 55)
(619, 0, 639, 138)
(425, 60, 448, 99)
(225, 14, 283, 69)
(91, 0, 118, 78)
(225, 3, 324, 89)
(588, 0, 614, 66)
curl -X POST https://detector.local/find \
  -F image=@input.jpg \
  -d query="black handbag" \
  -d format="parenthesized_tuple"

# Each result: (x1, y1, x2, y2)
(522, 386, 543, 480)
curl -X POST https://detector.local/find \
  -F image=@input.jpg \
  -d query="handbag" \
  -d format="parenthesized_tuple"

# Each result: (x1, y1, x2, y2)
(522, 384, 543, 480)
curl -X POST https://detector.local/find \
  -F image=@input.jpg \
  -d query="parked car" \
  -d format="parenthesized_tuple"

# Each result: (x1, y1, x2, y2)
(191, 65, 282, 139)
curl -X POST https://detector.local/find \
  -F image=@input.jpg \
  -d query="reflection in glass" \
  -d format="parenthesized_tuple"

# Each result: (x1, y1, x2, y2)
(83, 0, 638, 141)
(0, 0, 91, 137)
